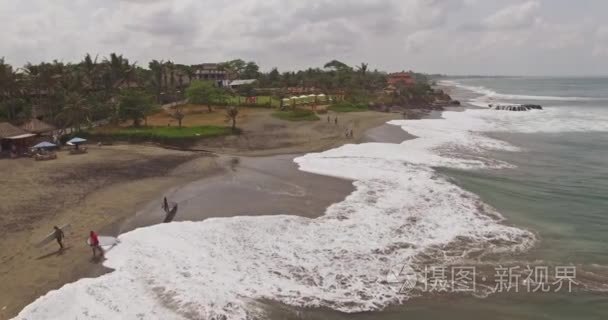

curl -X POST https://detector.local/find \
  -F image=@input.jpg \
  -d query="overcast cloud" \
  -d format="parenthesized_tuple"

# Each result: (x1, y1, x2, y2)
(0, 0, 606, 75)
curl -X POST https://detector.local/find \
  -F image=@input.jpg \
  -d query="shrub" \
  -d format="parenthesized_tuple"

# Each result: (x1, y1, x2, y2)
(271, 109, 319, 121)
(87, 126, 232, 145)
(328, 102, 369, 112)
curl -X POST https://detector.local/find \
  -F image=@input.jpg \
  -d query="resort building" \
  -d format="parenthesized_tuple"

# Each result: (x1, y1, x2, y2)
(387, 72, 415, 87)
(193, 63, 231, 86)
(229, 79, 257, 89)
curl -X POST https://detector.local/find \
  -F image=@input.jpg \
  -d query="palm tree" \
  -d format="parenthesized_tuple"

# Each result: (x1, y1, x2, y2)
(0, 58, 24, 120)
(101, 53, 135, 95)
(148, 60, 164, 102)
(80, 53, 100, 91)
(357, 63, 368, 75)
(165, 61, 177, 99)
(56, 91, 90, 131)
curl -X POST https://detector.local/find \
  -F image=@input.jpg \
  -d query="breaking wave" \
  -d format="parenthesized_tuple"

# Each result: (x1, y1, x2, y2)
(17, 109, 576, 319)
(439, 80, 599, 102)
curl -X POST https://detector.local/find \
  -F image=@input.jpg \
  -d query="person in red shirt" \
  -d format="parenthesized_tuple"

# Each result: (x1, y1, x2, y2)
(89, 231, 104, 258)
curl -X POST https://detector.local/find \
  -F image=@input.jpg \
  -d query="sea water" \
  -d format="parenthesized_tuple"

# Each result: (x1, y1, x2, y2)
(14, 78, 608, 319)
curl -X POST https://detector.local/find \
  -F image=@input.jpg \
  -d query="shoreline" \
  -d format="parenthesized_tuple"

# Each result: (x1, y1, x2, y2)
(16, 102, 543, 319)
(1, 109, 404, 320)
(15, 100, 588, 319)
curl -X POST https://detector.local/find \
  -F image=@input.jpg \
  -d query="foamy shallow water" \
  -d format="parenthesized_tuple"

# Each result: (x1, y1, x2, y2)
(15, 109, 555, 320)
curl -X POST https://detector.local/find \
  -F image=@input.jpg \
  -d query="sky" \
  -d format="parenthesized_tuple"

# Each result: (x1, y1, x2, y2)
(0, 0, 606, 76)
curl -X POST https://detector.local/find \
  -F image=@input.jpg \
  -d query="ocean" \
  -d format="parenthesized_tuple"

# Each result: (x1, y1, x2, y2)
(14, 77, 608, 319)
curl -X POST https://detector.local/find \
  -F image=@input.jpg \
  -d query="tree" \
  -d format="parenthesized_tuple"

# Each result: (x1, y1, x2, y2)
(118, 89, 154, 127)
(266, 68, 280, 87)
(56, 92, 90, 131)
(241, 61, 260, 79)
(171, 104, 186, 128)
(148, 60, 164, 103)
(185, 80, 223, 113)
(356, 63, 368, 75)
(102, 53, 134, 95)
(225, 106, 239, 132)
(0, 58, 22, 120)
(176, 64, 194, 87)
(222, 59, 246, 76)
(323, 60, 352, 72)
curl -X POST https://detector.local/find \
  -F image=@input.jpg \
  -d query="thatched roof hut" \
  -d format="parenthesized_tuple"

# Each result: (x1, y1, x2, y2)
(0, 122, 29, 139)
(20, 118, 56, 134)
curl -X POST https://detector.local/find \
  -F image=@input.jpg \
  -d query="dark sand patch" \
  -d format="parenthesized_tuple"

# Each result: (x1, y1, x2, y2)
(120, 154, 355, 232)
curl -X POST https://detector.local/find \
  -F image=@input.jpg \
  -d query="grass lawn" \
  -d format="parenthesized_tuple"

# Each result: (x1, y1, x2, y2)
(90, 125, 232, 143)
(328, 102, 369, 112)
(271, 109, 320, 121)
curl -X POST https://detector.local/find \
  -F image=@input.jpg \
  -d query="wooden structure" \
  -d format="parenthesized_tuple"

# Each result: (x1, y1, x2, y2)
(0, 122, 36, 157)
(20, 118, 56, 136)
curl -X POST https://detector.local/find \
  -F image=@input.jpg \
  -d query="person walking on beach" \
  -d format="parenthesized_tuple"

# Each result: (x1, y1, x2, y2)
(53, 226, 65, 250)
(89, 231, 103, 258)
(327, 115, 330, 123)
(334, 117, 338, 125)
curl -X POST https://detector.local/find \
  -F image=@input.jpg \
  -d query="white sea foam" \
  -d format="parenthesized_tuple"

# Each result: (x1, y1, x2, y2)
(439, 80, 598, 102)
(19, 109, 572, 319)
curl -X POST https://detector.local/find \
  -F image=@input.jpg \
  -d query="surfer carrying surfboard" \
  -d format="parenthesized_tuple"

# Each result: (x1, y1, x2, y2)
(88, 231, 104, 258)
(53, 226, 65, 250)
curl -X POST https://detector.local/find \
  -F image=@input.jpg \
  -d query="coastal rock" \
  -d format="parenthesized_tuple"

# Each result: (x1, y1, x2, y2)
(488, 104, 543, 111)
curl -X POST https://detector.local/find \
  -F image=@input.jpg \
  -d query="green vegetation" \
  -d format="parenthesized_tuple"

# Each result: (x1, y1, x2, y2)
(185, 80, 227, 112)
(272, 109, 319, 121)
(118, 89, 156, 126)
(257, 59, 387, 98)
(328, 101, 369, 112)
(0, 52, 438, 136)
(89, 125, 231, 144)
(221, 59, 260, 79)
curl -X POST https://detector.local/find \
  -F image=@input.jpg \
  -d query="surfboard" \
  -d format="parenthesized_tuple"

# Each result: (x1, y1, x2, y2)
(163, 203, 178, 223)
(86, 236, 119, 247)
(36, 224, 71, 248)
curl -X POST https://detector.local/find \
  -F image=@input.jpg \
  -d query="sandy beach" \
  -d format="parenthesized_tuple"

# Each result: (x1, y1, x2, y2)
(0, 109, 401, 319)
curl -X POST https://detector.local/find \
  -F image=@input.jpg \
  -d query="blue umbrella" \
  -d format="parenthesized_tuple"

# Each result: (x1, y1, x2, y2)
(32, 141, 57, 149)
(67, 137, 87, 145)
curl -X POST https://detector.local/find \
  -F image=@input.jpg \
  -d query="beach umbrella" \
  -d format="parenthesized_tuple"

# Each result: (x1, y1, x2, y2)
(32, 141, 56, 149)
(67, 137, 87, 149)
(67, 137, 87, 145)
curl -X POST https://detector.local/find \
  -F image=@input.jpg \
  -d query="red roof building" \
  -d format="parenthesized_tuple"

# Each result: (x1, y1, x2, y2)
(387, 72, 415, 87)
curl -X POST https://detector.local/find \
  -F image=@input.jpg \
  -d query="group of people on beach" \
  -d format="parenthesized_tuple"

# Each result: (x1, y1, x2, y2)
(49, 197, 175, 259)
(326, 115, 354, 138)
(52, 226, 104, 258)
(327, 115, 339, 125)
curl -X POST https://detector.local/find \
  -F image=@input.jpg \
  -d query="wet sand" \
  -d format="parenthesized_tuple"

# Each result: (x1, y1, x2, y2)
(120, 154, 355, 233)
